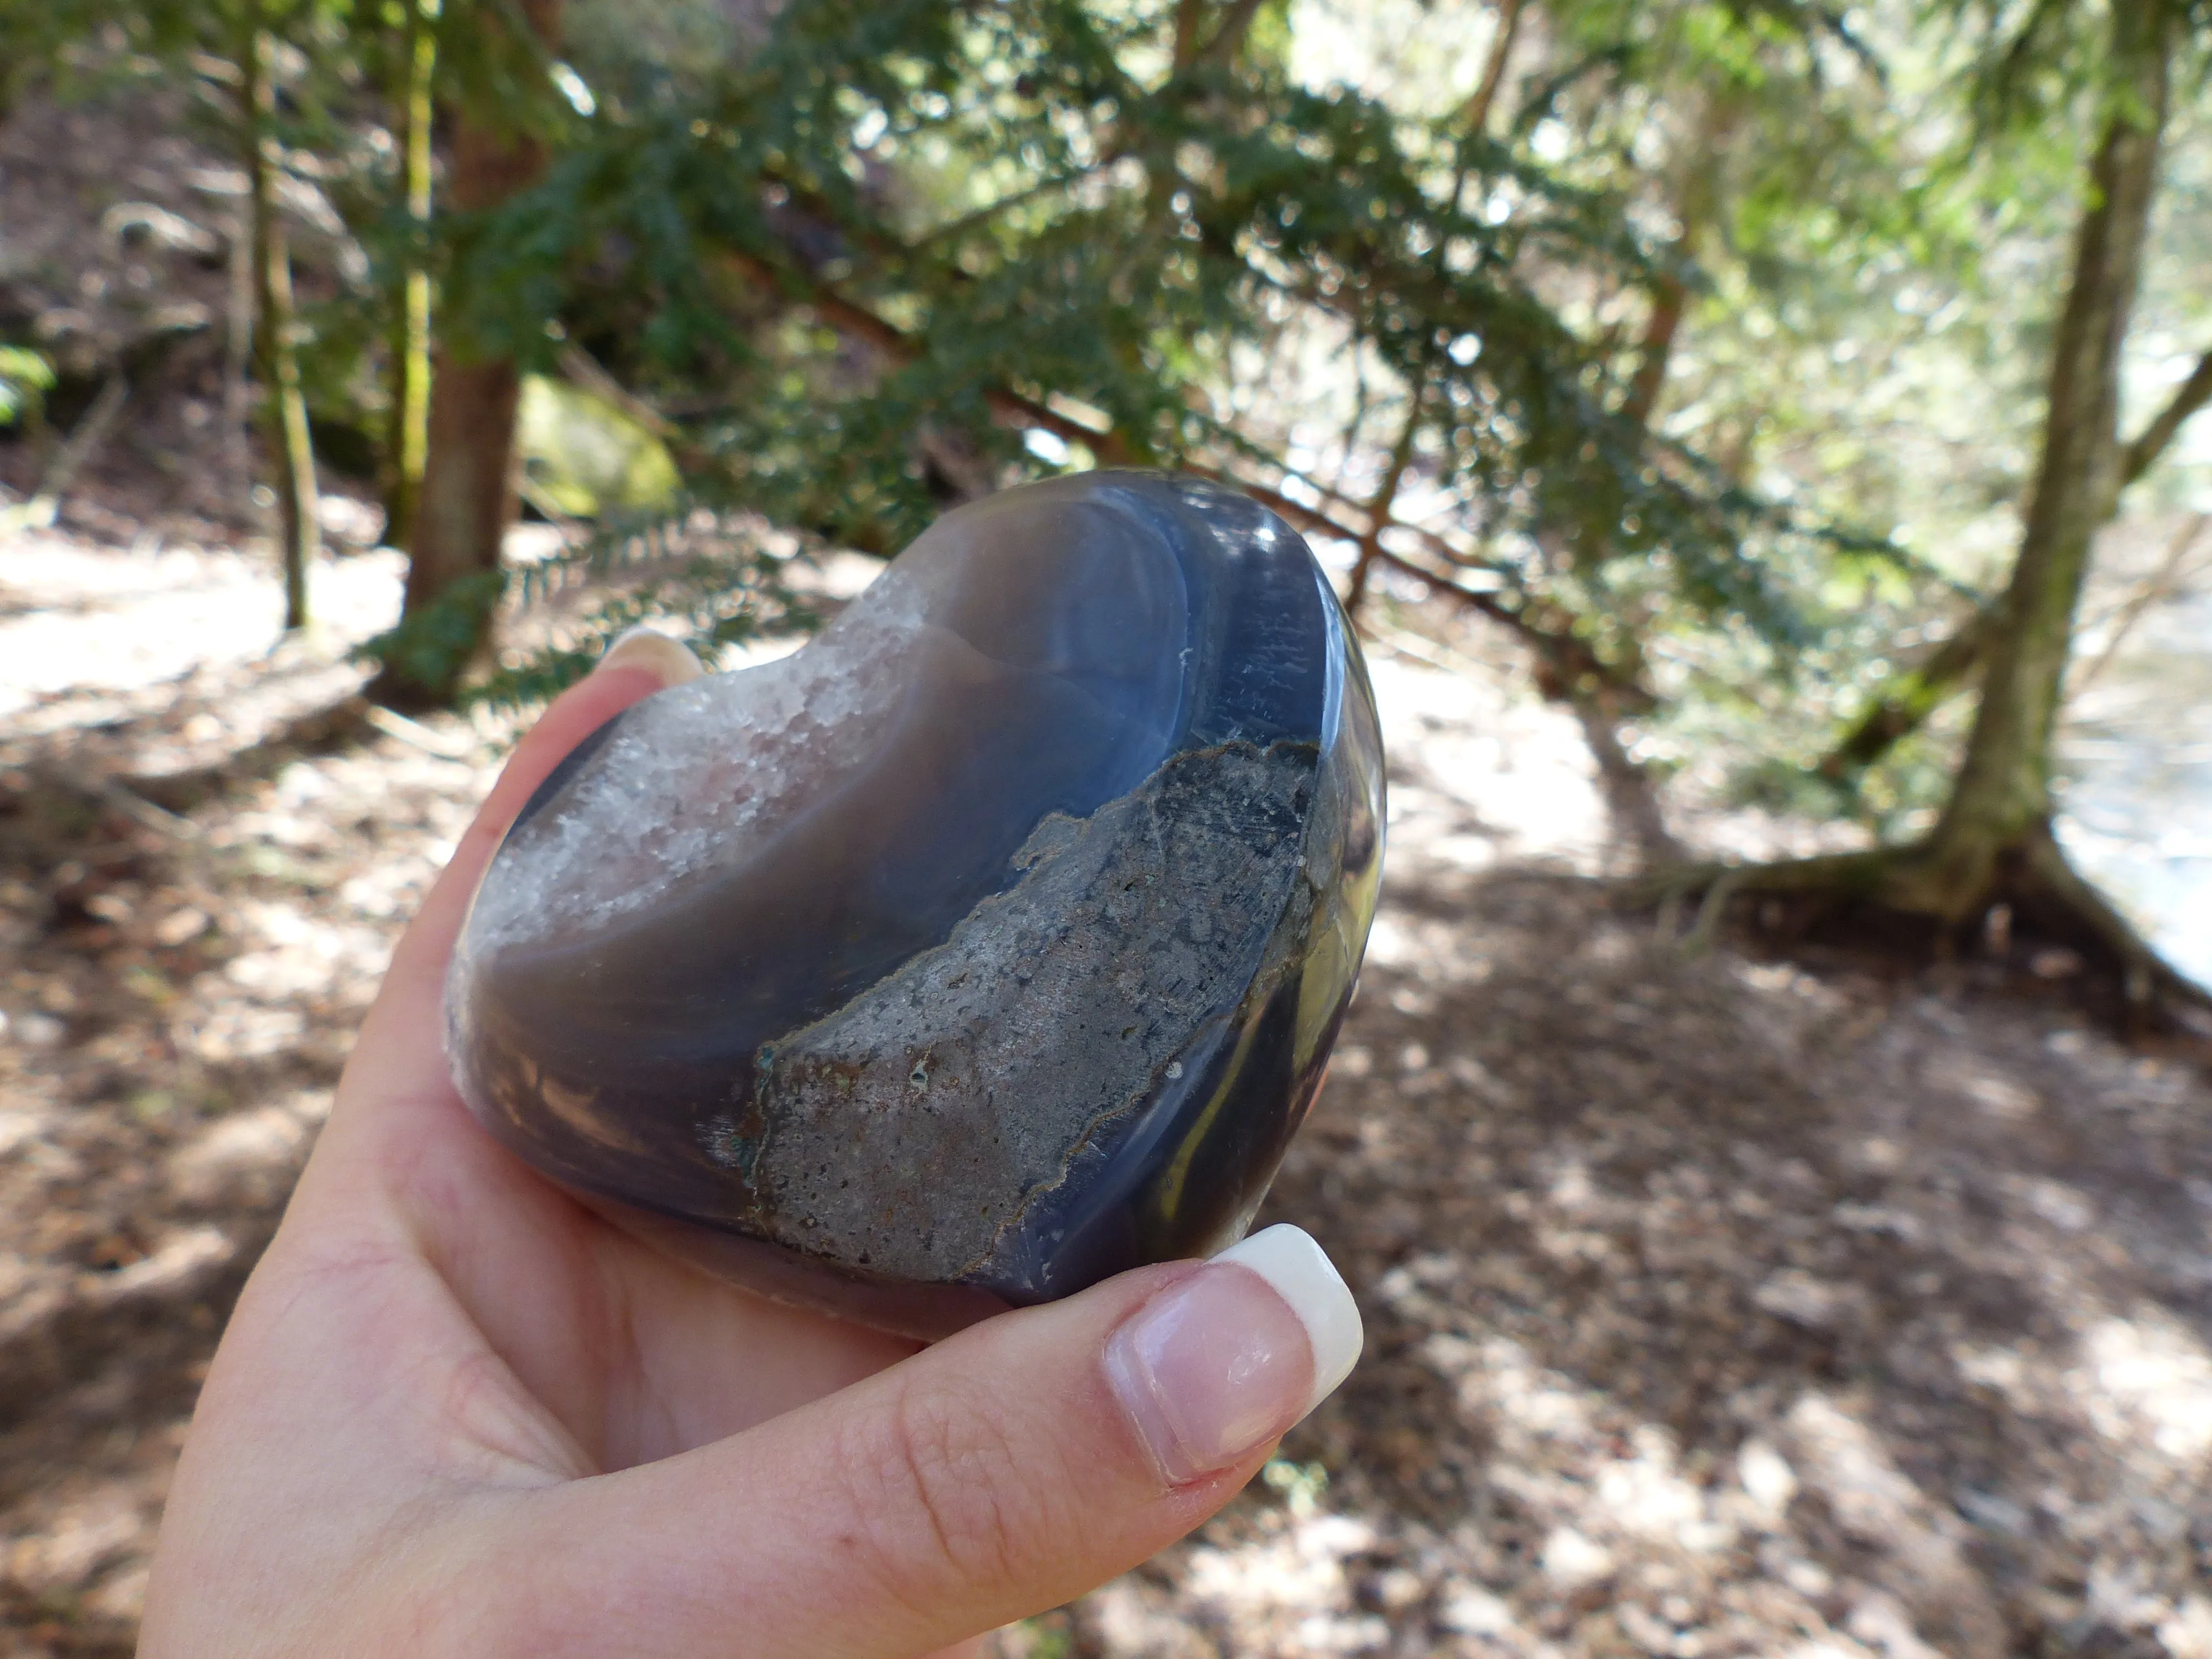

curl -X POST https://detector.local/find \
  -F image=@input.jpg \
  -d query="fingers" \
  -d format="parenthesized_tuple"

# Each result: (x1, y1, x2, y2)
(492, 1227, 1364, 1659)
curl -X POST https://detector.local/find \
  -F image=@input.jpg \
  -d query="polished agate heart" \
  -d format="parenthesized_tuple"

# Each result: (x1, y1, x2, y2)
(447, 472, 1384, 1337)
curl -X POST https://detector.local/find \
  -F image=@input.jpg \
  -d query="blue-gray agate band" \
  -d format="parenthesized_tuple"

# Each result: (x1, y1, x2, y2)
(446, 472, 1384, 1337)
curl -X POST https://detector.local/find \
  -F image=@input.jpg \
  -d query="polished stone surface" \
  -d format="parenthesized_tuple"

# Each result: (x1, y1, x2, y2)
(447, 472, 1384, 1335)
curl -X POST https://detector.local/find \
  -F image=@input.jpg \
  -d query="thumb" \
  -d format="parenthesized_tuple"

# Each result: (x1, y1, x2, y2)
(494, 1225, 1361, 1658)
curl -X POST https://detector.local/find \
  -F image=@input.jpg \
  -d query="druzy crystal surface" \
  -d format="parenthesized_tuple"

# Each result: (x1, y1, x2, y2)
(447, 472, 1383, 1335)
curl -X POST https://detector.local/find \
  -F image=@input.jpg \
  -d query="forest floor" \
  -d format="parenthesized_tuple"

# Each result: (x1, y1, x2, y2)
(1, 524, 2210, 1659)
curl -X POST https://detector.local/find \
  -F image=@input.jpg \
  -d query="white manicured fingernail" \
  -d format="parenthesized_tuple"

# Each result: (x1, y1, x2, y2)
(1212, 1224, 1363, 1415)
(595, 624, 703, 685)
(1104, 1224, 1362, 1485)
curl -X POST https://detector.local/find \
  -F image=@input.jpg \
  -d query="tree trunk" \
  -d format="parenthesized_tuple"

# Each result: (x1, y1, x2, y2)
(1650, 6, 2206, 1031)
(1459, 0, 1527, 136)
(1535, 251, 1690, 870)
(1813, 345, 2209, 785)
(1906, 1, 2173, 916)
(1818, 605, 1995, 782)
(380, 0, 436, 552)
(241, 19, 320, 632)
(1542, 103, 1730, 870)
(373, 0, 562, 708)
(1574, 695, 1683, 871)
(1345, 367, 1425, 617)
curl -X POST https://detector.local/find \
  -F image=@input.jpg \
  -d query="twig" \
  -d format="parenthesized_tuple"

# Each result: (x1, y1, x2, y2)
(2122, 346, 2212, 486)
(515, 472, 590, 532)
(4, 377, 129, 533)
(711, 246, 1138, 465)
(1682, 867, 1745, 955)
(365, 703, 479, 762)
(1364, 623, 1479, 676)
(1347, 366, 1429, 615)
(557, 345, 677, 439)
(97, 779, 201, 839)
(1460, 0, 1528, 139)
(44, 376, 131, 499)
(225, 204, 253, 491)
(2070, 511, 2211, 694)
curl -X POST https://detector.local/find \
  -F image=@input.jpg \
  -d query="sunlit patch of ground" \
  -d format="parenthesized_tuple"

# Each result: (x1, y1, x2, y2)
(0, 532, 2208, 1658)
(1045, 685, 2212, 1658)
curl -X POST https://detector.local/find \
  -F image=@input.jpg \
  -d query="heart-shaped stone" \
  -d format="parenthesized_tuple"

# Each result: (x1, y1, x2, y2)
(447, 473, 1384, 1337)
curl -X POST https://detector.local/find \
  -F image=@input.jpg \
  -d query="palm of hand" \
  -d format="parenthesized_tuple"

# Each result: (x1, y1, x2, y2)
(140, 656, 1321, 1659)
(143, 669, 919, 1650)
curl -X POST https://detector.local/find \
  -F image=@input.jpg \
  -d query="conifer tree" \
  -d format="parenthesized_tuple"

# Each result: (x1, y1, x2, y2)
(374, 0, 1825, 718)
(379, 0, 437, 552)
(1673, 0, 2212, 1026)
(369, 0, 565, 707)
(238, 1, 322, 630)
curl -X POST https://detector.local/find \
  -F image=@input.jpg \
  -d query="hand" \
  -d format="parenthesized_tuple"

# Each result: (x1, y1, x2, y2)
(140, 630, 1363, 1659)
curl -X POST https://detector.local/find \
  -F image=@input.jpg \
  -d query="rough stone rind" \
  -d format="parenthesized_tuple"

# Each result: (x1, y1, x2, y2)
(744, 741, 1318, 1283)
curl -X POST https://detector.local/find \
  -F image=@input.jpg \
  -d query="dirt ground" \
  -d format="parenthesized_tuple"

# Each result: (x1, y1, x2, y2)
(2, 528, 2210, 1659)
(0, 84, 374, 541)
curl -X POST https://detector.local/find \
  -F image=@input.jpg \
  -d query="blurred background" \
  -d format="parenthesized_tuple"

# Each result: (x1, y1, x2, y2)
(2, 0, 2211, 1653)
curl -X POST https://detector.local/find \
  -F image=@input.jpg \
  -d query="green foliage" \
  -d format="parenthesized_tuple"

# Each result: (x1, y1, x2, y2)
(357, 506, 816, 707)
(421, 0, 1877, 711)
(515, 375, 681, 515)
(14, 0, 2207, 852)
(0, 346, 54, 427)
(1261, 1454, 1332, 1516)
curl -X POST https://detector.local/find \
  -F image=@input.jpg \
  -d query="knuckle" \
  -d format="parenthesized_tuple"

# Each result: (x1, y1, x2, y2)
(836, 1375, 1039, 1608)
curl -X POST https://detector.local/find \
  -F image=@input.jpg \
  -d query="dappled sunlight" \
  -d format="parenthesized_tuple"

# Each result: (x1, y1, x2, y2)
(0, 538, 405, 723)
(1, 489, 2206, 1658)
(1063, 652, 2212, 1657)
(6, 0, 2212, 1645)
(2077, 1313, 2212, 1468)
(1365, 651, 1611, 877)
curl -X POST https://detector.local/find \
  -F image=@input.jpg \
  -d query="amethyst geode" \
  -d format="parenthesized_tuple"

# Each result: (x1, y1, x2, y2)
(446, 472, 1383, 1337)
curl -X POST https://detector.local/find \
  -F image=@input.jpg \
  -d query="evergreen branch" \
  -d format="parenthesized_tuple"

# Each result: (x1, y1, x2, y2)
(1365, 547, 1656, 710)
(1193, 0, 1266, 69)
(708, 243, 1140, 465)
(1190, 465, 1657, 711)
(1459, 0, 1527, 136)
(705, 238, 1666, 706)
(907, 168, 1101, 250)
(2072, 510, 2212, 693)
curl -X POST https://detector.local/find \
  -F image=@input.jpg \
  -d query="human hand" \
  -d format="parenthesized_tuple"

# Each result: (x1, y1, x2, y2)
(139, 630, 1363, 1659)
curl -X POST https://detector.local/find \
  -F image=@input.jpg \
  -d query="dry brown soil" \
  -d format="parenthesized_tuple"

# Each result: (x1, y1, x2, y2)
(1, 531, 2209, 1659)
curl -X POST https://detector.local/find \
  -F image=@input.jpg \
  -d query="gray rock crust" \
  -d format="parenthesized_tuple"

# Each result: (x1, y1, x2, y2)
(732, 740, 1319, 1282)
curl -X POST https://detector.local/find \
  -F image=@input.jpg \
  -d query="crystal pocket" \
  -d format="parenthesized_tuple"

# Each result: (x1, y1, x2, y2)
(446, 472, 1384, 1338)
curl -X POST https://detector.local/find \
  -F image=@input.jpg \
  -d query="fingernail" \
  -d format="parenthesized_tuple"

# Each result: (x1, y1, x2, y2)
(1216, 1225, 1365, 1412)
(1105, 1224, 1363, 1485)
(594, 624, 703, 686)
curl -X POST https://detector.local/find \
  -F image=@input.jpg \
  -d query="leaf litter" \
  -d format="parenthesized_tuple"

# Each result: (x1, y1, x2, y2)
(0, 531, 2207, 1658)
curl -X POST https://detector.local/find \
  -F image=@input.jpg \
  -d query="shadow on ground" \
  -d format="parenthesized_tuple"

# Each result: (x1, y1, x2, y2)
(1062, 852, 2212, 1658)
(1, 603, 2208, 1658)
